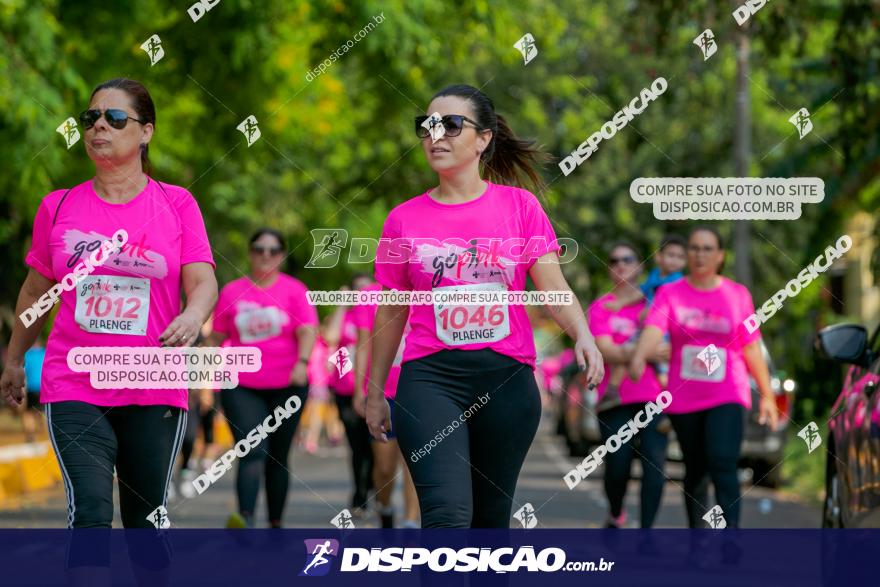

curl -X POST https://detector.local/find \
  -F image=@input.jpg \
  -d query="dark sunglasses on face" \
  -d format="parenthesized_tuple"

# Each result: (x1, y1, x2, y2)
(79, 108, 146, 130)
(250, 246, 284, 256)
(609, 255, 638, 266)
(414, 114, 484, 139)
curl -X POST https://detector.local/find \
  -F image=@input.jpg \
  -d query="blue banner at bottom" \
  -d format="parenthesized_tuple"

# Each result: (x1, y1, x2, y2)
(0, 529, 875, 586)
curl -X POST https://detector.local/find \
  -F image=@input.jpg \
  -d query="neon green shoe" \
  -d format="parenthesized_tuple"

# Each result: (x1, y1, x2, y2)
(225, 512, 249, 529)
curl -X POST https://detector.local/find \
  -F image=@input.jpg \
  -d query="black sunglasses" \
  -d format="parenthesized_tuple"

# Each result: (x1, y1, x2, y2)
(79, 108, 146, 130)
(415, 114, 484, 139)
(609, 255, 638, 266)
(250, 245, 284, 256)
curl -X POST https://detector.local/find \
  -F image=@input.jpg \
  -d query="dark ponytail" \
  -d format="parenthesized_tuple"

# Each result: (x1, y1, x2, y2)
(431, 84, 549, 192)
(90, 78, 156, 175)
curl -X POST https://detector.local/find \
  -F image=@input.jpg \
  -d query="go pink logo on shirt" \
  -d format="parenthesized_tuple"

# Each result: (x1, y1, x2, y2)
(674, 307, 732, 334)
(64, 229, 169, 279)
(20, 229, 128, 328)
(417, 242, 516, 288)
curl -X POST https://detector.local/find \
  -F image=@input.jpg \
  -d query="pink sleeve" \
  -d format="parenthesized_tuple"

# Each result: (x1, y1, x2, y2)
(212, 285, 233, 336)
(644, 285, 672, 334)
(374, 212, 412, 290)
(522, 193, 560, 266)
(350, 303, 376, 331)
(25, 199, 55, 280)
(174, 189, 216, 269)
(735, 285, 761, 346)
(290, 282, 319, 328)
(587, 301, 613, 338)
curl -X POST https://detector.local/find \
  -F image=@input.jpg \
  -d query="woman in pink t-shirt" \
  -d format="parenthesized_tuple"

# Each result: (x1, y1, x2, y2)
(351, 282, 419, 528)
(0, 78, 218, 533)
(588, 242, 669, 528)
(365, 84, 604, 528)
(210, 228, 317, 528)
(630, 226, 779, 528)
(326, 275, 375, 518)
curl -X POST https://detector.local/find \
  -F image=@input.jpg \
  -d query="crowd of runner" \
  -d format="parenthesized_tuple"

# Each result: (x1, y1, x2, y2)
(0, 77, 778, 530)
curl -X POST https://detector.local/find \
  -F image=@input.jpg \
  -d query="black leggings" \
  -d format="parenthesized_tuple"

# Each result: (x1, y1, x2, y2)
(180, 393, 215, 469)
(669, 403, 745, 528)
(394, 349, 542, 528)
(220, 385, 308, 525)
(46, 401, 186, 528)
(597, 403, 668, 527)
(334, 393, 374, 510)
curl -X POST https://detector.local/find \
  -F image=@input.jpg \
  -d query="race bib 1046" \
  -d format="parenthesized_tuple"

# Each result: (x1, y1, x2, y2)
(75, 275, 150, 336)
(433, 283, 510, 346)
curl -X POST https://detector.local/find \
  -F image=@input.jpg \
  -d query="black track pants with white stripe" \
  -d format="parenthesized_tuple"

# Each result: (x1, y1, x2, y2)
(46, 401, 186, 528)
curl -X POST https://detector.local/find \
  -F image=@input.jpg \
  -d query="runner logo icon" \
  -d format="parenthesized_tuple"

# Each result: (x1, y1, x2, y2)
(331, 508, 356, 529)
(513, 33, 538, 65)
(789, 108, 813, 139)
(329, 347, 353, 378)
(696, 344, 722, 375)
(56, 117, 80, 149)
(300, 539, 340, 576)
(693, 29, 717, 60)
(513, 503, 538, 528)
(306, 228, 349, 268)
(703, 505, 727, 529)
(797, 421, 822, 453)
(140, 34, 165, 66)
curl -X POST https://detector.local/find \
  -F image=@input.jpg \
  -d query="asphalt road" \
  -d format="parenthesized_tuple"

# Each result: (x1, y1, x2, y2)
(0, 415, 821, 529)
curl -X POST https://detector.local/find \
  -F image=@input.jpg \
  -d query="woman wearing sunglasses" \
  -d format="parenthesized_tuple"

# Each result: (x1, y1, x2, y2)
(587, 243, 669, 528)
(630, 226, 778, 528)
(209, 228, 317, 528)
(364, 84, 604, 528)
(0, 78, 217, 531)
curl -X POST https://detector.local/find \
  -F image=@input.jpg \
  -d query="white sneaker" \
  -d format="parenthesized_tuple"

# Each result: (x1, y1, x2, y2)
(179, 469, 197, 499)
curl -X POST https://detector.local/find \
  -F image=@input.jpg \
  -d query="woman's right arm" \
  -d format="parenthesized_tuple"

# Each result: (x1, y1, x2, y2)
(366, 303, 408, 399)
(1, 269, 56, 405)
(364, 302, 408, 440)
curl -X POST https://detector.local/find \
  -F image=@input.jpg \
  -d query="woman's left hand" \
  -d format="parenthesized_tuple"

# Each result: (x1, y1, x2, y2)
(758, 394, 779, 431)
(365, 393, 391, 442)
(159, 311, 202, 347)
(575, 335, 604, 388)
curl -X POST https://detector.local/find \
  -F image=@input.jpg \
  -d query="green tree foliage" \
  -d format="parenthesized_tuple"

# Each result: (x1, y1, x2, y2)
(0, 0, 876, 420)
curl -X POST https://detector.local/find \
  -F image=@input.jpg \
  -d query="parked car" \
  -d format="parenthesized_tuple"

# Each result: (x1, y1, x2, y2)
(818, 322, 880, 527)
(556, 341, 795, 486)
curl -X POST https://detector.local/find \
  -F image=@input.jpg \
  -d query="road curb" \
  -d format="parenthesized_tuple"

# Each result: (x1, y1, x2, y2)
(0, 442, 61, 506)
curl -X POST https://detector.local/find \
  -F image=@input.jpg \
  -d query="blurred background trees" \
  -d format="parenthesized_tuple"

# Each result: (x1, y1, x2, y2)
(1, 0, 877, 421)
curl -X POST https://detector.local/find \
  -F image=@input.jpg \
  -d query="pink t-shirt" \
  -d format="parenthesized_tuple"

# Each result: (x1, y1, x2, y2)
(374, 183, 560, 367)
(25, 178, 215, 409)
(349, 283, 406, 399)
(644, 277, 761, 414)
(328, 310, 358, 395)
(588, 293, 661, 404)
(213, 273, 318, 389)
